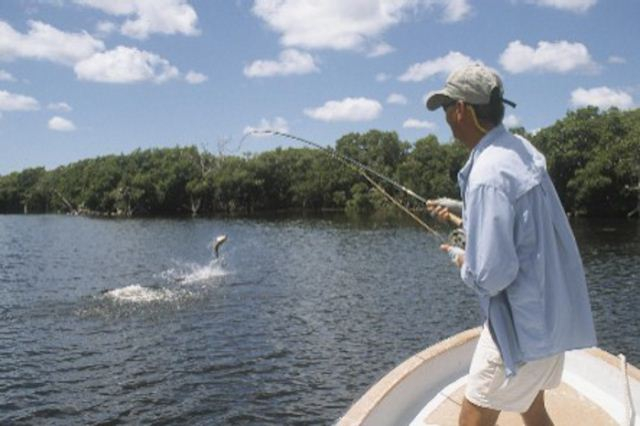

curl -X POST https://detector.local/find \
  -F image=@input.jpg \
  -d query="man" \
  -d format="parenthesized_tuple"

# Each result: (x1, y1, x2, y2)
(425, 63, 597, 426)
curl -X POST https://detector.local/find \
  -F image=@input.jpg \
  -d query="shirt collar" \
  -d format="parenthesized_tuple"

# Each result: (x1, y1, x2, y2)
(457, 124, 507, 196)
(471, 124, 507, 159)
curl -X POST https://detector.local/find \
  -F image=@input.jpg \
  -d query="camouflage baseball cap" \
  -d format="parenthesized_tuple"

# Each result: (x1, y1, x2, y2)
(426, 63, 515, 111)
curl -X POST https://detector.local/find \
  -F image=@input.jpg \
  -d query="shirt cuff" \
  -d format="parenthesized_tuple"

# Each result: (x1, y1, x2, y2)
(460, 263, 490, 298)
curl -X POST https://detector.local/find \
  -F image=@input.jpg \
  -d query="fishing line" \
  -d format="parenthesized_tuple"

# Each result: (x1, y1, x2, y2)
(253, 129, 430, 204)
(359, 171, 446, 242)
(248, 129, 448, 243)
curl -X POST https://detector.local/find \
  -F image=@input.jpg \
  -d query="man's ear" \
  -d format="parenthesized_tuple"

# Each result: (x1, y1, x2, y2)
(453, 101, 466, 120)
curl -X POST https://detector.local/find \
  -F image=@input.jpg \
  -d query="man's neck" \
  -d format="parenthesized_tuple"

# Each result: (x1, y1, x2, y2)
(464, 122, 496, 150)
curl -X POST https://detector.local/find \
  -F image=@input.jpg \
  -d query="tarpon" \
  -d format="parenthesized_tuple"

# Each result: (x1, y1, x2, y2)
(214, 235, 227, 258)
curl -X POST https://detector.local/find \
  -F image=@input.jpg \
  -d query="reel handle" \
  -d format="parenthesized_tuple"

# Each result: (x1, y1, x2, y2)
(448, 246, 465, 264)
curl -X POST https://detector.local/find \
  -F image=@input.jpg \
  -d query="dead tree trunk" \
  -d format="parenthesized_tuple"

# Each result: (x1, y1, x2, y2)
(627, 182, 640, 218)
(189, 195, 202, 217)
(53, 190, 77, 214)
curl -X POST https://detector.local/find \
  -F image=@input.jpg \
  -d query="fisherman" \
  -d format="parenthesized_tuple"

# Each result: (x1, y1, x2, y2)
(425, 63, 596, 426)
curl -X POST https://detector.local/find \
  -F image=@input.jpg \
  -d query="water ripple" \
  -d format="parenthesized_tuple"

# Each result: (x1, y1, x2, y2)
(0, 215, 638, 424)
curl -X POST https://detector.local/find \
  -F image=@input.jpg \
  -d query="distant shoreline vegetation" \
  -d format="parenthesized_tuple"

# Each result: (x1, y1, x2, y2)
(2, 107, 639, 218)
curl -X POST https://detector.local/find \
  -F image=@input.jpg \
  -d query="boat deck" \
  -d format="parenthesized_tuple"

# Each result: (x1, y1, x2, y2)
(422, 380, 618, 425)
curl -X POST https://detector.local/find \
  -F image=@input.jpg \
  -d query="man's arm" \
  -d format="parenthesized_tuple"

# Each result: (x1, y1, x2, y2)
(460, 184, 519, 297)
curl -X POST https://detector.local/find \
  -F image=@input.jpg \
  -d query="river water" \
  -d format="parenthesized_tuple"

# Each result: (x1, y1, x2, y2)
(1, 214, 638, 425)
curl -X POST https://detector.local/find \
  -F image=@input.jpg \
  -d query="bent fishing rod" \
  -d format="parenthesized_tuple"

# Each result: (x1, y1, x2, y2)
(253, 130, 429, 204)
(249, 129, 464, 247)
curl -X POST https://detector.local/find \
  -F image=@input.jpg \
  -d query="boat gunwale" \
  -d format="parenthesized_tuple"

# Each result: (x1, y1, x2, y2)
(338, 327, 481, 425)
(584, 347, 640, 380)
(338, 327, 640, 425)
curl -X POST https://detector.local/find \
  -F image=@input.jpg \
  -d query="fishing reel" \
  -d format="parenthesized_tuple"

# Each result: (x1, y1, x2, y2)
(447, 228, 466, 249)
(446, 228, 465, 265)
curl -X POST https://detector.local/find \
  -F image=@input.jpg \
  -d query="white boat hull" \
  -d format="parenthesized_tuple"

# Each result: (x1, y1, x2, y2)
(339, 328, 640, 425)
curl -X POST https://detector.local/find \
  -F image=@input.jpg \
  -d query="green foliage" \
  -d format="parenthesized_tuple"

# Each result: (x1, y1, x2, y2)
(1, 107, 638, 217)
(0, 172, 21, 213)
(532, 107, 639, 216)
(336, 130, 410, 178)
(345, 182, 374, 215)
(398, 135, 466, 200)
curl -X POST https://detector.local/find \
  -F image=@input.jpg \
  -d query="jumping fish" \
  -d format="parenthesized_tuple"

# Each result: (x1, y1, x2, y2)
(214, 235, 227, 258)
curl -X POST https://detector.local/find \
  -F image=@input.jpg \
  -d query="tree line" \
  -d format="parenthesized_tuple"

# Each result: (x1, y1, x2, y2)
(1, 107, 639, 218)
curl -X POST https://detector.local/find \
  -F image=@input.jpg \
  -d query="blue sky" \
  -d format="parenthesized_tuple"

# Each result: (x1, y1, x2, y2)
(0, 0, 638, 175)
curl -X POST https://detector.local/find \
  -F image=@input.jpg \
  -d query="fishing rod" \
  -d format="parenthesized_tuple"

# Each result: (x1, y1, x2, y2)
(250, 129, 465, 249)
(253, 130, 429, 204)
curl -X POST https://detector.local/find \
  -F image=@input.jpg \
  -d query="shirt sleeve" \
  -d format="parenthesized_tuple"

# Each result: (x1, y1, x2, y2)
(460, 184, 519, 298)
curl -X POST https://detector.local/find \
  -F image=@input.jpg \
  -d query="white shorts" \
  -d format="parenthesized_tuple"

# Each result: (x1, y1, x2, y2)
(465, 326, 565, 413)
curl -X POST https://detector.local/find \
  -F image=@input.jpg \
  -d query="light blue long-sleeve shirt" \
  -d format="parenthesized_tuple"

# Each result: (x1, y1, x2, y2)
(458, 125, 597, 376)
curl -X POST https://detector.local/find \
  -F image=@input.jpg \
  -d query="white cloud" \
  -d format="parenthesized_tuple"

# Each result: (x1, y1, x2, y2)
(74, 46, 179, 84)
(403, 118, 436, 129)
(376, 72, 390, 82)
(73, 0, 199, 39)
(399, 51, 474, 82)
(0, 20, 104, 66)
(503, 114, 521, 128)
(95, 20, 117, 37)
(0, 90, 39, 111)
(499, 40, 598, 74)
(244, 49, 319, 78)
(185, 71, 207, 84)
(439, 0, 472, 22)
(48, 116, 76, 131)
(48, 101, 72, 112)
(367, 42, 395, 58)
(608, 55, 626, 65)
(387, 93, 408, 105)
(525, 0, 596, 13)
(0, 69, 15, 82)
(570, 87, 634, 110)
(251, 0, 471, 54)
(304, 97, 382, 122)
(0, 20, 192, 85)
(243, 117, 289, 136)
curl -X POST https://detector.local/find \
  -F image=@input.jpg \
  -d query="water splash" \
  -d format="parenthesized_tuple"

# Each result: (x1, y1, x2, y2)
(160, 259, 228, 285)
(102, 284, 177, 303)
(94, 238, 229, 309)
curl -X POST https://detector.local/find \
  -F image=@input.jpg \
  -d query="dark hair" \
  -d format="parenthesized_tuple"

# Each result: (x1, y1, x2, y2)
(470, 87, 505, 125)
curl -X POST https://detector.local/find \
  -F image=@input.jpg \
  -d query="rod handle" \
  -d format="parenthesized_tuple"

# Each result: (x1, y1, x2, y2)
(426, 200, 463, 227)
(447, 212, 463, 227)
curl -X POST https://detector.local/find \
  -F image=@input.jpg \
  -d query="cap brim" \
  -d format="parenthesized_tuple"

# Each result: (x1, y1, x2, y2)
(426, 91, 451, 111)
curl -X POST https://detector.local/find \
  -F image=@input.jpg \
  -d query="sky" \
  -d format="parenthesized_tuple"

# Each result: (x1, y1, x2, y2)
(0, 0, 638, 175)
